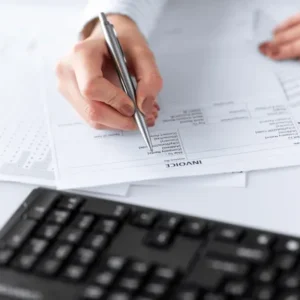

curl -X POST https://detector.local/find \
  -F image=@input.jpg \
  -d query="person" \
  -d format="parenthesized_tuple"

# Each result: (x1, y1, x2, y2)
(55, 0, 300, 131)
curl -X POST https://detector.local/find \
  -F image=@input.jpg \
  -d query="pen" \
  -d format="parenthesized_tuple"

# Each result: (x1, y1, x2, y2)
(98, 12, 153, 152)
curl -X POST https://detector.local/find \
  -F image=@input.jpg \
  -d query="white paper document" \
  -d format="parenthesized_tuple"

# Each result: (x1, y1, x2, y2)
(45, 41, 300, 189)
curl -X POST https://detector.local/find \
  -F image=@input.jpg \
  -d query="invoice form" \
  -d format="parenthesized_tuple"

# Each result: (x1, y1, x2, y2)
(45, 42, 300, 189)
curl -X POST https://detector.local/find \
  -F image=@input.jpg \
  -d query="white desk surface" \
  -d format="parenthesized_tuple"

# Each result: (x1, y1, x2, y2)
(1, 0, 300, 238)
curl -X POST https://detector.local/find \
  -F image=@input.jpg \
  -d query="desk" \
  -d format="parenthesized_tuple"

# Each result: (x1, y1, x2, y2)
(1, 166, 300, 238)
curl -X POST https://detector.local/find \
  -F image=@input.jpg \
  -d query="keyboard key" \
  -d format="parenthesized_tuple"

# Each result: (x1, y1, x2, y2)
(253, 286, 275, 300)
(36, 224, 60, 240)
(144, 282, 168, 297)
(24, 238, 48, 255)
(153, 266, 177, 282)
(13, 254, 37, 271)
(279, 273, 300, 289)
(50, 243, 73, 261)
(276, 239, 300, 253)
(47, 210, 70, 225)
(36, 258, 62, 276)
(94, 219, 119, 235)
(27, 195, 55, 220)
(134, 297, 156, 300)
(205, 258, 249, 277)
(84, 233, 108, 251)
(224, 280, 248, 296)
(254, 267, 277, 284)
(243, 232, 275, 248)
(94, 270, 117, 287)
(59, 228, 84, 244)
(274, 254, 297, 270)
(157, 215, 182, 230)
(132, 211, 158, 228)
(63, 264, 86, 281)
(203, 293, 227, 300)
(57, 196, 83, 211)
(0, 249, 14, 265)
(174, 286, 200, 300)
(5, 219, 36, 249)
(215, 227, 243, 242)
(73, 214, 95, 230)
(118, 277, 142, 292)
(207, 241, 269, 264)
(127, 261, 151, 277)
(146, 230, 173, 248)
(83, 286, 105, 299)
(73, 248, 96, 265)
(81, 201, 129, 220)
(107, 291, 131, 300)
(106, 256, 127, 271)
(180, 219, 206, 237)
(278, 292, 300, 300)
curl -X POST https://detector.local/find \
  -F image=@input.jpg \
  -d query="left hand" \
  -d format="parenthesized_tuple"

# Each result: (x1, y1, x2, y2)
(259, 13, 300, 60)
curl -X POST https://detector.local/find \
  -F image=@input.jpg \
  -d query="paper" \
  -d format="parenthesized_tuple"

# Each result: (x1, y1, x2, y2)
(0, 54, 130, 196)
(45, 41, 300, 189)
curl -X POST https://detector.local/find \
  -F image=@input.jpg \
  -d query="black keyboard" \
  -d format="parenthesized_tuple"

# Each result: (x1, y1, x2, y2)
(0, 188, 300, 300)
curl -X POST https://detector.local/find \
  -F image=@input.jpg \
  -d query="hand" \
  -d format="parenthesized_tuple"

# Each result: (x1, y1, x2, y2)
(56, 15, 162, 130)
(259, 13, 300, 60)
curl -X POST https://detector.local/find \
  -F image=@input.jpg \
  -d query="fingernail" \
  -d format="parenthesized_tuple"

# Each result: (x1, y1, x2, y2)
(142, 97, 154, 115)
(259, 42, 269, 55)
(121, 104, 135, 117)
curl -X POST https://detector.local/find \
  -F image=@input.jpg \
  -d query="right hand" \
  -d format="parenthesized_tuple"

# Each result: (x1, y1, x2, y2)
(56, 14, 163, 130)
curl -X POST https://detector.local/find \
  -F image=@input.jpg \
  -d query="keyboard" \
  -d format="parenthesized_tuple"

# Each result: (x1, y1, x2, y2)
(0, 189, 299, 300)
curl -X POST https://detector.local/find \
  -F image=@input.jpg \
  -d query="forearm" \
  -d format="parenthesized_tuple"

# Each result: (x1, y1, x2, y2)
(80, 0, 168, 40)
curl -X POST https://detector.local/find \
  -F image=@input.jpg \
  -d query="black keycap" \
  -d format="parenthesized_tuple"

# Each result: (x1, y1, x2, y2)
(36, 258, 62, 276)
(243, 232, 275, 248)
(73, 248, 96, 265)
(84, 233, 108, 251)
(132, 211, 158, 228)
(63, 264, 86, 281)
(94, 219, 119, 235)
(73, 214, 95, 230)
(27, 195, 55, 220)
(253, 286, 275, 300)
(174, 286, 200, 300)
(203, 293, 227, 300)
(24, 238, 48, 255)
(180, 219, 206, 237)
(107, 291, 131, 300)
(185, 261, 224, 290)
(146, 230, 172, 248)
(153, 266, 177, 282)
(94, 270, 117, 287)
(278, 292, 300, 300)
(13, 254, 37, 271)
(224, 281, 248, 296)
(106, 256, 127, 271)
(254, 267, 277, 284)
(127, 261, 151, 277)
(57, 196, 83, 211)
(5, 219, 36, 249)
(0, 249, 14, 265)
(47, 209, 70, 225)
(279, 273, 300, 289)
(276, 239, 300, 253)
(81, 201, 129, 220)
(204, 258, 249, 277)
(50, 243, 73, 261)
(83, 285, 105, 299)
(118, 277, 142, 292)
(274, 254, 297, 270)
(157, 215, 182, 231)
(215, 227, 243, 242)
(59, 228, 84, 244)
(144, 282, 168, 297)
(36, 224, 60, 240)
(207, 241, 269, 264)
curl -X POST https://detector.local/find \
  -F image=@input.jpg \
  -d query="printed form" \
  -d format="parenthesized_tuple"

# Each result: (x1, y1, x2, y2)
(45, 42, 300, 189)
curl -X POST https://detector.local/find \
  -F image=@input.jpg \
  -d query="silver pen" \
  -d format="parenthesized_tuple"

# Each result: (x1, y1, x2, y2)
(99, 12, 153, 152)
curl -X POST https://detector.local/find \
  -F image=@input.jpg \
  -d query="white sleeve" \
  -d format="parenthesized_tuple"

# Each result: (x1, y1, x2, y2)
(81, 0, 168, 39)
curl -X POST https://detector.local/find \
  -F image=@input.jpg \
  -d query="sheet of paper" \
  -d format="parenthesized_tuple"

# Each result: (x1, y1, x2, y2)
(45, 41, 300, 189)
(0, 54, 130, 196)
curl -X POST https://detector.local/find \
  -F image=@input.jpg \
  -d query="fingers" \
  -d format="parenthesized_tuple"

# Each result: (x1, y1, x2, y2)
(274, 13, 300, 34)
(71, 39, 135, 117)
(125, 44, 163, 116)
